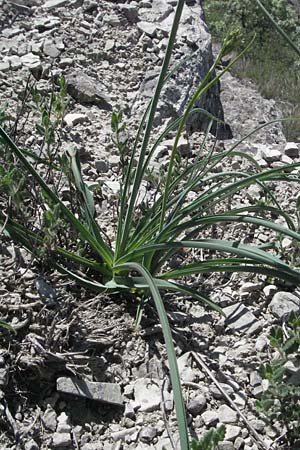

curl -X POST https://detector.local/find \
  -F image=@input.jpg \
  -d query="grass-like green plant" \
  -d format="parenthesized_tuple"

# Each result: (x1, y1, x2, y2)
(1, 1, 300, 449)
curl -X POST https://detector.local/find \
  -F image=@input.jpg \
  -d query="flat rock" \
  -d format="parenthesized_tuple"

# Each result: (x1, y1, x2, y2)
(64, 113, 89, 127)
(163, 137, 191, 157)
(0, 62, 10, 72)
(223, 303, 261, 335)
(20, 52, 41, 69)
(6, 55, 22, 70)
(43, 0, 68, 9)
(218, 442, 235, 450)
(261, 146, 282, 163)
(201, 410, 218, 426)
(239, 282, 262, 294)
(65, 72, 112, 109)
(218, 405, 238, 424)
(133, 377, 161, 412)
(269, 291, 300, 319)
(138, 0, 173, 22)
(34, 16, 60, 31)
(224, 425, 241, 441)
(137, 21, 157, 37)
(56, 377, 123, 406)
(52, 432, 72, 448)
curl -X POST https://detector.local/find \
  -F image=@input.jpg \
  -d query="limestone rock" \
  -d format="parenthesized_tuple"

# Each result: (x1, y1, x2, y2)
(65, 72, 112, 109)
(218, 405, 238, 424)
(42, 405, 57, 432)
(201, 410, 218, 426)
(135, 1, 230, 138)
(20, 53, 41, 69)
(64, 113, 89, 127)
(140, 426, 157, 443)
(52, 432, 72, 448)
(0, 62, 10, 72)
(43, 40, 60, 58)
(43, 0, 68, 10)
(133, 378, 161, 412)
(225, 425, 241, 441)
(223, 303, 261, 335)
(56, 377, 123, 406)
(269, 291, 300, 319)
(137, 21, 157, 37)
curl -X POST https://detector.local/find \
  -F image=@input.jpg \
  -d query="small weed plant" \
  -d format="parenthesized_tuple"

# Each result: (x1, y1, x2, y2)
(257, 311, 300, 448)
(191, 425, 225, 450)
(1, 1, 300, 449)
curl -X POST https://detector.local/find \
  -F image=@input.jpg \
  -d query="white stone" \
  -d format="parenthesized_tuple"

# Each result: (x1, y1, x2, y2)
(105, 39, 115, 52)
(134, 378, 161, 412)
(269, 291, 300, 319)
(239, 282, 262, 294)
(201, 410, 218, 426)
(263, 284, 277, 300)
(43, 0, 68, 10)
(42, 405, 57, 432)
(43, 40, 60, 58)
(103, 181, 120, 195)
(218, 405, 238, 424)
(137, 21, 157, 37)
(64, 113, 89, 127)
(52, 432, 72, 448)
(0, 61, 10, 72)
(281, 237, 292, 249)
(225, 425, 241, 441)
(261, 147, 282, 163)
(20, 53, 41, 69)
(255, 335, 268, 352)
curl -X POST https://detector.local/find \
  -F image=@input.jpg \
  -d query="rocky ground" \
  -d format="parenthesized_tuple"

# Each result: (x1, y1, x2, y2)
(1, 1, 300, 450)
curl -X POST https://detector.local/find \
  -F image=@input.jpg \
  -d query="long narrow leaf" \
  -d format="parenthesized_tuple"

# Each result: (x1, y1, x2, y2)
(118, 0, 185, 257)
(114, 262, 189, 450)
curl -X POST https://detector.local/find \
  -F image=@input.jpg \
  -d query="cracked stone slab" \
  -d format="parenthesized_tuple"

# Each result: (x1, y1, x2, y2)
(57, 377, 123, 406)
(223, 303, 262, 335)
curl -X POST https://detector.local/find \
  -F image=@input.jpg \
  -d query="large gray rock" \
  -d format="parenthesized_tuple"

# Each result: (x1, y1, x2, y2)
(65, 72, 112, 110)
(56, 377, 123, 406)
(135, 0, 231, 139)
(220, 70, 285, 144)
(269, 291, 300, 319)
